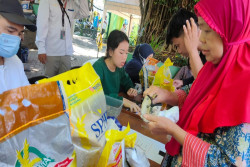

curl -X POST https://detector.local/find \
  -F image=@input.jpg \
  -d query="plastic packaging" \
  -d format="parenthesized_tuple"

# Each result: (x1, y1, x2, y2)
(0, 82, 76, 167)
(97, 124, 137, 167)
(153, 58, 175, 92)
(39, 63, 107, 167)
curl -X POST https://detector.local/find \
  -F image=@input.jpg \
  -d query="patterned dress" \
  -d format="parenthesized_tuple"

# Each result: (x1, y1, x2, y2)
(161, 90, 250, 167)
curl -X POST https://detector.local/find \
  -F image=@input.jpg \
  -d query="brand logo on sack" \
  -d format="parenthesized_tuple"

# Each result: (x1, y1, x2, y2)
(15, 139, 55, 167)
(91, 111, 108, 139)
(90, 83, 102, 92)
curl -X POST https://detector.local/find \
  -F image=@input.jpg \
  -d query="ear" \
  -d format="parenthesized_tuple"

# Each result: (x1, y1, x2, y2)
(108, 49, 114, 57)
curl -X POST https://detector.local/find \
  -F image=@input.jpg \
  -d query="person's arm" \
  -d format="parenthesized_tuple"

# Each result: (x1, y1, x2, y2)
(123, 98, 140, 112)
(188, 51, 203, 79)
(182, 123, 250, 166)
(143, 115, 187, 145)
(143, 86, 185, 107)
(73, 0, 89, 19)
(35, 0, 49, 55)
(183, 18, 203, 79)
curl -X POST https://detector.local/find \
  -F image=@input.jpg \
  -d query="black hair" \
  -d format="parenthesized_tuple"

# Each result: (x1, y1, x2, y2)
(166, 8, 198, 47)
(105, 30, 129, 58)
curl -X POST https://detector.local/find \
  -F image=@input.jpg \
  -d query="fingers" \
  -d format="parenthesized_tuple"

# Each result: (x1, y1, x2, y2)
(183, 18, 198, 37)
(143, 86, 158, 97)
(173, 80, 179, 88)
(183, 24, 188, 36)
(190, 18, 198, 32)
(130, 103, 141, 113)
(39, 56, 44, 64)
(143, 114, 157, 122)
(183, 20, 192, 38)
(127, 88, 133, 96)
(128, 88, 138, 97)
(135, 104, 141, 112)
(186, 19, 192, 33)
(131, 89, 137, 96)
(38, 54, 46, 64)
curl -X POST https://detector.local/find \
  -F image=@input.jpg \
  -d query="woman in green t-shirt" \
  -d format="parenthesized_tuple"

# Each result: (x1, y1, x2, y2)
(93, 30, 140, 112)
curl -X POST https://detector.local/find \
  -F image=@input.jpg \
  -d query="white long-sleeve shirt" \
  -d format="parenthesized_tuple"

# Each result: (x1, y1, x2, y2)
(0, 56, 29, 94)
(35, 0, 89, 56)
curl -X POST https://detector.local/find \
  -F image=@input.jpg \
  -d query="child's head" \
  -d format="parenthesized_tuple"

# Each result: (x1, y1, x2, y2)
(166, 8, 198, 56)
(106, 30, 129, 68)
(198, 17, 223, 64)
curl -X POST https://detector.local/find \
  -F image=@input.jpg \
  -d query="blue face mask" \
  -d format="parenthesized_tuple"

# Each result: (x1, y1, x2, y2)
(0, 33, 21, 58)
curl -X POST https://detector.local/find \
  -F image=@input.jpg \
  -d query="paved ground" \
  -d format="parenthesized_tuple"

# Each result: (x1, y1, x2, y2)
(24, 35, 107, 78)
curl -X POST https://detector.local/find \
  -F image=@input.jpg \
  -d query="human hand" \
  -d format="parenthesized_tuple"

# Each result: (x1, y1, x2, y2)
(183, 18, 201, 56)
(173, 80, 183, 89)
(143, 86, 171, 104)
(38, 54, 47, 64)
(123, 98, 141, 113)
(143, 114, 176, 136)
(127, 88, 138, 97)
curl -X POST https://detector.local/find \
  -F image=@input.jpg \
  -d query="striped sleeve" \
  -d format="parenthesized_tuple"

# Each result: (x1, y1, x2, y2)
(175, 89, 187, 109)
(182, 133, 211, 167)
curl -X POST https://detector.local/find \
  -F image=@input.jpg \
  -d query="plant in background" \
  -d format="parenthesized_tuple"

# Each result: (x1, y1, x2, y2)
(150, 35, 165, 55)
(171, 53, 188, 67)
(129, 24, 139, 47)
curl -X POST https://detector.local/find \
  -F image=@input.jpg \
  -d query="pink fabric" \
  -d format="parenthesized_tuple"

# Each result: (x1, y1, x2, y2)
(166, 0, 250, 156)
(182, 133, 210, 167)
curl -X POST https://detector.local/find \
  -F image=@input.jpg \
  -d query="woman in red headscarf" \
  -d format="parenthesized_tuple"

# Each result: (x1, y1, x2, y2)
(143, 0, 250, 166)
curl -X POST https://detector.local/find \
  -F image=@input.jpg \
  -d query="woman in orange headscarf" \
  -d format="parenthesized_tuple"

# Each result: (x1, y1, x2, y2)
(143, 0, 250, 166)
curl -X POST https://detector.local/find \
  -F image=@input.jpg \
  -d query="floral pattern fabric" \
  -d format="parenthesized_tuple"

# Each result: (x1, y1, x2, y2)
(161, 124, 250, 167)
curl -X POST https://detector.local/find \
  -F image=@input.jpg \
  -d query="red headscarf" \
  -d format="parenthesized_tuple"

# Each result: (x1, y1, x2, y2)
(166, 0, 250, 156)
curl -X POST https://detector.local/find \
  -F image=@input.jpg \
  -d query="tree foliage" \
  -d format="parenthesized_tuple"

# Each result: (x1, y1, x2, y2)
(138, 0, 198, 49)
(138, 0, 198, 66)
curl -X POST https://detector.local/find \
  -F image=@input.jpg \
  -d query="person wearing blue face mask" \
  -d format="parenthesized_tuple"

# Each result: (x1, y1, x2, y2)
(125, 43, 154, 84)
(0, 0, 37, 94)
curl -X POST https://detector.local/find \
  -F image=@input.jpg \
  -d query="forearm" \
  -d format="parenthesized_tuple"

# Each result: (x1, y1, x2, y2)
(189, 51, 203, 79)
(164, 91, 179, 106)
(170, 124, 187, 145)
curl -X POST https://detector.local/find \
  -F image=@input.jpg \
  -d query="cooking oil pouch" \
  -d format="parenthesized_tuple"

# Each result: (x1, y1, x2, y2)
(139, 57, 159, 90)
(0, 82, 76, 167)
(147, 57, 159, 66)
(153, 58, 175, 92)
(39, 63, 107, 167)
(97, 124, 136, 167)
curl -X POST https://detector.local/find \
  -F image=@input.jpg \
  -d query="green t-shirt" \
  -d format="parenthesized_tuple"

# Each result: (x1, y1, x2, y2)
(93, 57, 134, 100)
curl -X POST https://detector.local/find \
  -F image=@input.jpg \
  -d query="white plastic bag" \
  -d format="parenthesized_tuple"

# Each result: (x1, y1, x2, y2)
(125, 146, 150, 167)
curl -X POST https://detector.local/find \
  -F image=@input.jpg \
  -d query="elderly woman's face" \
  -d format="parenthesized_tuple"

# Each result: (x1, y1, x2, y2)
(198, 17, 224, 64)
